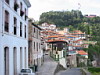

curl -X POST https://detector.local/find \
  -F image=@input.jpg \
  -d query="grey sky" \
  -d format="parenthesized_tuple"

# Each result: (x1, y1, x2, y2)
(29, 0, 100, 20)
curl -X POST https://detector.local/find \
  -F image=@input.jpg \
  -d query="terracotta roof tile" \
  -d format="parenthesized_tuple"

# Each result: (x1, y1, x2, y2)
(77, 50, 88, 55)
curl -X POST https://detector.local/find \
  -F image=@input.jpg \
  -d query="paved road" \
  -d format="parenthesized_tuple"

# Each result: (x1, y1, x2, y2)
(56, 68, 82, 75)
(36, 55, 57, 75)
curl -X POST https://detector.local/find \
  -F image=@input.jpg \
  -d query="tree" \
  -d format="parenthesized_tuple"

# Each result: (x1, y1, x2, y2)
(39, 10, 83, 27)
(87, 42, 100, 66)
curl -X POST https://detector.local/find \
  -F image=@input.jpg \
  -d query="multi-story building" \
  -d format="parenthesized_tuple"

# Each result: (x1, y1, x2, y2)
(0, 0, 31, 75)
(28, 19, 43, 69)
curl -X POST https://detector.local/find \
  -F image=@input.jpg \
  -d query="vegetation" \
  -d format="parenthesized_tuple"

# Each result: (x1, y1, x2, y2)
(39, 10, 83, 27)
(88, 42, 100, 66)
(88, 67, 100, 75)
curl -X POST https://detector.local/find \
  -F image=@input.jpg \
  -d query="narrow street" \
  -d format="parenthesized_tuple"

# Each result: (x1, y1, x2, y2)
(36, 54, 58, 75)
(56, 68, 82, 75)
(36, 54, 82, 75)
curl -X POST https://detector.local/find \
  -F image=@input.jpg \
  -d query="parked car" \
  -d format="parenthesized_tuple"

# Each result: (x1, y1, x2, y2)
(19, 68, 35, 75)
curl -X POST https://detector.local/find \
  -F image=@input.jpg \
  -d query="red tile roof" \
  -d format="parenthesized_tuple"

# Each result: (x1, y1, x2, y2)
(47, 39, 67, 43)
(48, 35, 58, 38)
(77, 50, 88, 55)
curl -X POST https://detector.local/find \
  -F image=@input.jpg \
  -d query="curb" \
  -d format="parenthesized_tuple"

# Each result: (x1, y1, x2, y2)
(81, 68, 91, 75)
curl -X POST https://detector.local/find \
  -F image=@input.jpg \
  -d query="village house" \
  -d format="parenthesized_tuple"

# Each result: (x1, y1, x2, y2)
(71, 30, 86, 40)
(40, 22, 57, 31)
(28, 19, 43, 70)
(76, 50, 88, 67)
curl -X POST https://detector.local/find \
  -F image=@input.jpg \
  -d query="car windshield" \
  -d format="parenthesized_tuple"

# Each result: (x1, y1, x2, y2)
(21, 69, 31, 73)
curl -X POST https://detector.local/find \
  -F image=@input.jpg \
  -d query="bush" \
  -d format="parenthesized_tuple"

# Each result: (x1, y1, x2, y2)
(88, 67, 100, 73)
(88, 67, 100, 75)
(92, 72, 100, 75)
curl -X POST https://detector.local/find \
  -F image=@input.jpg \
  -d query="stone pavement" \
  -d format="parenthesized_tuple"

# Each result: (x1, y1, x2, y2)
(36, 55, 58, 75)
(55, 68, 82, 75)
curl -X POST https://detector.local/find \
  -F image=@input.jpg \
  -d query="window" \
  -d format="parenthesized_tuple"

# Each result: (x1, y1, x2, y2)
(34, 60, 35, 65)
(25, 25, 26, 38)
(20, 22, 22, 37)
(20, 2, 22, 10)
(5, 10, 9, 32)
(14, 0, 19, 11)
(14, 17, 17, 35)
(20, 2, 24, 16)
(34, 28, 35, 33)
(34, 42, 35, 49)
(25, 8, 27, 20)
(5, 0, 9, 4)
(37, 29, 38, 39)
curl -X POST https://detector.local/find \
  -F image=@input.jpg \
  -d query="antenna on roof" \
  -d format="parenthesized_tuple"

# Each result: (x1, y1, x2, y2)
(78, 3, 81, 10)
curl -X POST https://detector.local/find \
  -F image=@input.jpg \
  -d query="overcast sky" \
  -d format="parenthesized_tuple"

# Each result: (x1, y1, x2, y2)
(29, 0, 100, 21)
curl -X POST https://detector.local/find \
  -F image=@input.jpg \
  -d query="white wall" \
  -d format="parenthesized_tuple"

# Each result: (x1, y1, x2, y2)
(0, 0, 30, 75)
(0, 34, 28, 75)
(59, 58, 67, 68)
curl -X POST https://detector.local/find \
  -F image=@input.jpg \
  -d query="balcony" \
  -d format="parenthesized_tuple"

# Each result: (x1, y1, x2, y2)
(20, 10, 24, 16)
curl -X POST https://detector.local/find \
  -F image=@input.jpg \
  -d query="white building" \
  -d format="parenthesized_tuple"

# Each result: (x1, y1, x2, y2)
(40, 23, 57, 31)
(0, 0, 31, 75)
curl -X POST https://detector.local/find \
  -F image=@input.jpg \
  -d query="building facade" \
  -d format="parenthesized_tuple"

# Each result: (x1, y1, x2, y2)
(0, 0, 31, 75)
(28, 19, 43, 69)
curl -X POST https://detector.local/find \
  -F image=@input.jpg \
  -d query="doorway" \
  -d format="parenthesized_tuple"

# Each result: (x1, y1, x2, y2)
(4, 47, 9, 75)
(13, 47, 17, 75)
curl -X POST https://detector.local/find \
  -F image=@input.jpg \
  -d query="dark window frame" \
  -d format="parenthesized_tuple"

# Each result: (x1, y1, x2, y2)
(5, 0, 9, 4)
(5, 10, 9, 32)
(25, 25, 26, 38)
(34, 42, 35, 49)
(20, 2, 24, 17)
(20, 22, 22, 37)
(14, 17, 17, 35)
(14, 0, 19, 12)
(34, 28, 35, 33)
(37, 43, 38, 51)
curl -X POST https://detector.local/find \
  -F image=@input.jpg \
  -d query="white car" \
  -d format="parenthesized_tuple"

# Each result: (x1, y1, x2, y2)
(19, 68, 35, 75)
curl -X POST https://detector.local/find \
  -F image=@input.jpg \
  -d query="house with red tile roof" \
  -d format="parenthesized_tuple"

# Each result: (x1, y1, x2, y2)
(76, 50, 88, 67)
(77, 50, 88, 58)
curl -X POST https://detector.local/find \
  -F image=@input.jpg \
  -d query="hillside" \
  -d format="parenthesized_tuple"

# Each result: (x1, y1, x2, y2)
(39, 10, 100, 41)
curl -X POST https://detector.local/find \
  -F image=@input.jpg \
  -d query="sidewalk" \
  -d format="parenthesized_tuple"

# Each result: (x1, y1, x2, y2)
(36, 55, 58, 75)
